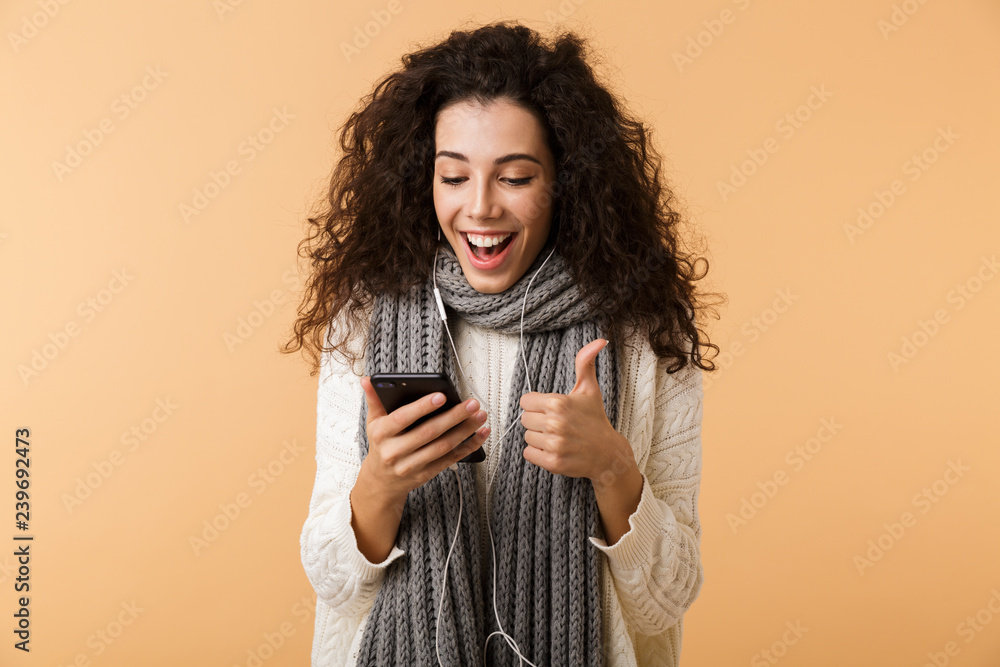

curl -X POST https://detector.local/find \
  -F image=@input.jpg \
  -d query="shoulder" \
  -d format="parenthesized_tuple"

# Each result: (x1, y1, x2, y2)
(617, 322, 702, 404)
(320, 300, 374, 382)
(613, 324, 703, 460)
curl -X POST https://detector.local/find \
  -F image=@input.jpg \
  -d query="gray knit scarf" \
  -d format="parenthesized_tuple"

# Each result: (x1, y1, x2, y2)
(356, 239, 617, 666)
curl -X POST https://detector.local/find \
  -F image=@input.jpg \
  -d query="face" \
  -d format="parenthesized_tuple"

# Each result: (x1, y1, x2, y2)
(433, 98, 556, 294)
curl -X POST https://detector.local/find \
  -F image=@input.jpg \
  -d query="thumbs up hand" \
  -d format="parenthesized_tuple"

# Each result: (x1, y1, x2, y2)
(518, 338, 637, 487)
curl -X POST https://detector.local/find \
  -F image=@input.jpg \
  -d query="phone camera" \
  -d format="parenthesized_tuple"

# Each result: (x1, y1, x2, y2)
(376, 381, 395, 388)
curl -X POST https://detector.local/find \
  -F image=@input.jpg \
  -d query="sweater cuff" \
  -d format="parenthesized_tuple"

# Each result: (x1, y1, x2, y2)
(325, 492, 406, 579)
(589, 474, 664, 571)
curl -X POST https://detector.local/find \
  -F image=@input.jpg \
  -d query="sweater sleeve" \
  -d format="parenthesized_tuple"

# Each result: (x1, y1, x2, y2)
(588, 353, 705, 637)
(300, 329, 406, 618)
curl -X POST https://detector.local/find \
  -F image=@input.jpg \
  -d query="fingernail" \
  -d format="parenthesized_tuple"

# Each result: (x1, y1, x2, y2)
(431, 393, 446, 406)
(466, 399, 480, 412)
(478, 426, 491, 437)
(476, 410, 487, 423)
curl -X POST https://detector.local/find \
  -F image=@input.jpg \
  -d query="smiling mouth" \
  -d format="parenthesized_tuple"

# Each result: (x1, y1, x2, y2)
(462, 232, 516, 260)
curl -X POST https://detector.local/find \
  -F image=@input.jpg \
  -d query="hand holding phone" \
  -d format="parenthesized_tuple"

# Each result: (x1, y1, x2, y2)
(358, 373, 489, 500)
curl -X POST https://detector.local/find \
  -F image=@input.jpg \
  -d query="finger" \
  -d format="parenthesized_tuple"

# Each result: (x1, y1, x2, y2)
(519, 391, 555, 412)
(394, 396, 482, 450)
(435, 423, 491, 469)
(360, 376, 387, 423)
(452, 425, 490, 461)
(425, 429, 488, 482)
(522, 444, 554, 471)
(570, 338, 607, 395)
(519, 410, 548, 433)
(523, 428, 549, 451)
(407, 421, 490, 480)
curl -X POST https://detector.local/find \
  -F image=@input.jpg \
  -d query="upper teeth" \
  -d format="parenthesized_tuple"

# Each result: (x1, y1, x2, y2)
(467, 232, 512, 247)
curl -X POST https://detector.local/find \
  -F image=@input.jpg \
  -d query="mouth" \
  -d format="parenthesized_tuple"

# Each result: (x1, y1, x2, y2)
(460, 231, 517, 270)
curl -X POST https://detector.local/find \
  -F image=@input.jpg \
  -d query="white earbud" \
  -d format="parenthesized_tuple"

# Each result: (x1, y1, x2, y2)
(433, 235, 555, 667)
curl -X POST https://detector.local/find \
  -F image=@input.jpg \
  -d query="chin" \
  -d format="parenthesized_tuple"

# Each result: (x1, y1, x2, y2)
(463, 270, 510, 294)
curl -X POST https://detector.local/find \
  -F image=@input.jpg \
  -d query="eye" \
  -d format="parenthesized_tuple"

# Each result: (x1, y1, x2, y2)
(438, 176, 534, 187)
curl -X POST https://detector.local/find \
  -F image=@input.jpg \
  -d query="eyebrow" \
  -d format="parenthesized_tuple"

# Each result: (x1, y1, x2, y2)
(434, 150, 542, 166)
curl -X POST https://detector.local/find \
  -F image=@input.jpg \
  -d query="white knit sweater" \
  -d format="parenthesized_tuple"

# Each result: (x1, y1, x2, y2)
(300, 307, 705, 666)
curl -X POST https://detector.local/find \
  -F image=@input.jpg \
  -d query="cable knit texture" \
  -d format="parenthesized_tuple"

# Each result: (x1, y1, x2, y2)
(356, 243, 611, 666)
(300, 269, 705, 666)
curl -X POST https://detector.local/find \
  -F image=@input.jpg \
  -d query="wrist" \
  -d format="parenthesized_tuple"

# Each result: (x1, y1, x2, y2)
(350, 462, 407, 565)
(590, 433, 639, 495)
(590, 442, 643, 546)
(355, 461, 408, 516)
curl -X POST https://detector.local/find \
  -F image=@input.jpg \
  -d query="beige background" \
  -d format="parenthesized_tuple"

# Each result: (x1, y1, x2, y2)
(3, 0, 999, 665)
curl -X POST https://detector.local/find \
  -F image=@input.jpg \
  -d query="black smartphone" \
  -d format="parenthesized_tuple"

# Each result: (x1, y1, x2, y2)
(370, 372, 486, 463)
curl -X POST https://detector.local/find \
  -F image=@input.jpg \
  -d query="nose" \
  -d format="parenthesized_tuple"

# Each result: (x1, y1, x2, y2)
(469, 176, 501, 221)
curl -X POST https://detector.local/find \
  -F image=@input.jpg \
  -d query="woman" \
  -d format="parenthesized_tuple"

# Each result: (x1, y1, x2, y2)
(284, 20, 719, 667)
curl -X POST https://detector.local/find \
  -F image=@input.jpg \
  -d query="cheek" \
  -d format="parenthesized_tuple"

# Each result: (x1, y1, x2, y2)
(515, 191, 550, 225)
(432, 180, 450, 205)
(434, 188, 459, 216)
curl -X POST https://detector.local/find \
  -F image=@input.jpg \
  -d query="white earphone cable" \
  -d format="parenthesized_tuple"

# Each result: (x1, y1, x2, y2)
(432, 234, 554, 667)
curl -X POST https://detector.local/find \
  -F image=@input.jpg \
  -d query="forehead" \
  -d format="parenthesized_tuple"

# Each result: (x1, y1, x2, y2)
(434, 99, 547, 153)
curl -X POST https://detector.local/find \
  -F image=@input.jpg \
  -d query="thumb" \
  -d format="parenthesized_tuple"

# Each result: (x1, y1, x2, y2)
(570, 339, 608, 395)
(360, 376, 388, 423)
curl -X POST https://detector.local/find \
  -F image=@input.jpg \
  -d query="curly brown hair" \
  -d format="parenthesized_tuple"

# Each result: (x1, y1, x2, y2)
(281, 19, 722, 376)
